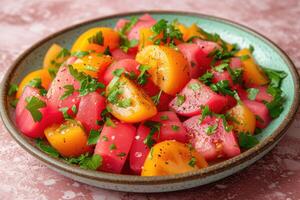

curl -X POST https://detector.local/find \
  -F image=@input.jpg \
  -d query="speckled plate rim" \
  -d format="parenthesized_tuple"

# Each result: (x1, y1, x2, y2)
(0, 10, 299, 186)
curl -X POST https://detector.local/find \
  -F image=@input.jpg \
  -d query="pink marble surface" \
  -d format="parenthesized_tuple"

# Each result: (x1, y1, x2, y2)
(0, 0, 299, 199)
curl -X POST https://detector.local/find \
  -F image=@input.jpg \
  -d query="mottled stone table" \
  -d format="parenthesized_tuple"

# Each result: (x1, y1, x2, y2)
(0, 0, 299, 199)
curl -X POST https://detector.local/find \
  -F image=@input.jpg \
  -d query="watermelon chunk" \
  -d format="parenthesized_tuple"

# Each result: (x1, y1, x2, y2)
(169, 79, 227, 116)
(75, 92, 106, 133)
(94, 121, 136, 173)
(111, 48, 137, 61)
(16, 86, 63, 138)
(47, 65, 81, 115)
(183, 115, 240, 160)
(243, 100, 271, 128)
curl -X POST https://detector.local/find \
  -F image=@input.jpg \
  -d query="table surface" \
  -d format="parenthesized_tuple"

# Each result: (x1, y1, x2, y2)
(0, 0, 300, 199)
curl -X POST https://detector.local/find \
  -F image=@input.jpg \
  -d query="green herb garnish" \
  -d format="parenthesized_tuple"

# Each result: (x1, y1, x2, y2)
(25, 96, 46, 122)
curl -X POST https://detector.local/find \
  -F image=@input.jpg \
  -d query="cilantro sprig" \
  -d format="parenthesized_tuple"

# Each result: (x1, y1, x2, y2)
(143, 121, 162, 148)
(25, 96, 46, 122)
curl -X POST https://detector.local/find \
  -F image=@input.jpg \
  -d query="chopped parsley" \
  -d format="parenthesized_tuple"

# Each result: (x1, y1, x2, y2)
(137, 65, 151, 85)
(56, 48, 70, 59)
(25, 96, 46, 122)
(117, 152, 126, 157)
(87, 129, 101, 145)
(239, 55, 250, 61)
(60, 85, 75, 100)
(35, 138, 60, 158)
(210, 80, 235, 96)
(199, 105, 212, 124)
(188, 156, 197, 167)
(205, 124, 218, 135)
(10, 99, 18, 108)
(8, 84, 18, 96)
(112, 68, 124, 77)
(71, 51, 89, 58)
(143, 121, 162, 148)
(151, 89, 163, 105)
(188, 82, 201, 91)
(238, 132, 259, 149)
(88, 31, 103, 45)
(247, 88, 259, 100)
(102, 135, 109, 142)
(262, 67, 287, 88)
(109, 143, 117, 150)
(249, 45, 254, 53)
(71, 104, 77, 114)
(199, 72, 213, 85)
(117, 98, 131, 108)
(59, 107, 71, 119)
(171, 125, 180, 131)
(119, 17, 139, 52)
(160, 115, 169, 121)
(48, 68, 58, 79)
(265, 86, 285, 119)
(67, 153, 102, 170)
(105, 117, 116, 127)
(175, 94, 185, 106)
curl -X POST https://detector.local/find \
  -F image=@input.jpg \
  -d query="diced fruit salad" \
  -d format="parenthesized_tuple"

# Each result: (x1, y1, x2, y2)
(8, 14, 287, 176)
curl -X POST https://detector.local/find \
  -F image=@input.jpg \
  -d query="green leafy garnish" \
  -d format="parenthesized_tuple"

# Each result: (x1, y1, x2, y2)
(199, 72, 214, 85)
(117, 152, 126, 157)
(117, 98, 131, 108)
(35, 138, 59, 158)
(188, 82, 201, 91)
(109, 143, 117, 150)
(265, 86, 285, 118)
(48, 68, 58, 79)
(175, 94, 185, 106)
(151, 89, 162, 105)
(71, 104, 77, 114)
(249, 45, 254, 53)
(87, 130, 100, 145)
(60, 85, 75, 100)
(188, 156, 196, 167)
(239, 55, 250, 61)
(247, 88, 259, 100)
(119, 17, 139, 52)
(88, 31, 103, 45)
(105, 117, 116, 127)
(199, 105, 212, 124)
(8, 84, 18, 96)
(238, 132, 259, 149)
(25, 96, 46, 122)
(205, 124, 218, 135)
(143, 121, 162, 148)
(10, 99, 18, 108)
(56, 48, 70, 59)
(210, 80, 235, 96)
(112, 68, 124, 77)
(171, 125, 180, 131)
(59, 107, 71, 119)
(262, 67, 287, 88)
(160, 115, 169, 121)
(137, 65, 151, 85)
(71, 51, 89, 58)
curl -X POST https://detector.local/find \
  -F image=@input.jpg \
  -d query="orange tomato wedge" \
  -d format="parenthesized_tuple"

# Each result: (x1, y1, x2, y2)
(43, 43, 69, 69)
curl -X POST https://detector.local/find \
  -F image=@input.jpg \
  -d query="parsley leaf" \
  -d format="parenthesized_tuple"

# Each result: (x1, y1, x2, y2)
(10, 99, 18, 108)
(25, 96, 46, 122)
(137, 65, 151, 85)
(151, 89, 162, 105)
(239, 55, 250, 61)
(262, 67, 287, 88)
(59, 107, 71, 119)
(8, 84, 18, 96)
(117, 98, 131, 108)
(87, 130, 100, 145)
(35, 138, 59, 158)
(56, 48, 70, 59)
(88, 31, 103, 45)
(48, 68, 58, 79)
(60, 85, 75, 100)
(171, 125, 180, 131)
(247, 88, 259, 100)
(143, 121, 162, 148)
(188, 156, 197, 167)
(160, 115, 169, 120)
(199, 105, 212, 124)
(210, 80, 235, 96)
(238, 132, 259, 149)
(188, 82, 201, 91)
(79, 154, 102, 170)
(175, 94, 185, 106)
(117, 152, 127, 157)
(109, 143, 117, 150)
(113, 68, 124, 77)
(71, 51, 89, 58)
(265, 86, 285, 118)
(199, 72, 213, 85)
(205, 124, 218, 135)
(105, 117, 116, 127)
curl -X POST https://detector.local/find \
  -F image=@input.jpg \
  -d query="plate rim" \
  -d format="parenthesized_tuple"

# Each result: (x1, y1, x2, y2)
(0, 10, 299, 185)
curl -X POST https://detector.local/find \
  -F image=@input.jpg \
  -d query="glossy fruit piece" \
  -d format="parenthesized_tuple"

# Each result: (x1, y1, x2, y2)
(136, 45, 190, 95)
(127, 14, 157, 41)
(16, 69, 52, 99)
(44, 120, 90, 157)
(16, 86, 63, 138)
(212, 70, 233, 87)
(47, 65, 81, 114)
(71, 27, 120, 53)
(141, 140, 208, 176)
(106, 75, 157, 123)
(102, 59, 139, 85)
(227, 103, 256, 134)
(193, 39, 220, 54)
(75, 92, 106, 133)
(159, 121, 189, 143)
(235, 48, 269, 86)
(183, 116, 241, 161)
(243, 100, 271, 129)
(43, 43, 69, 69)
(94, 121, 136, 173)
(72, 53, 113, 78)
(150, 111, 180, 122)
(85, 43, 106, 53)
(129, 124, 154, 175)
(230, 57, 242, 69)
(169, 79, 227, 117)
(111, 48, 137, 61)
(177, 43, 211, 78)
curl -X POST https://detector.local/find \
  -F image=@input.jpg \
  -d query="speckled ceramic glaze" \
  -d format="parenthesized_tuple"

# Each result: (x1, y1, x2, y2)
(0, 11, 299, 193)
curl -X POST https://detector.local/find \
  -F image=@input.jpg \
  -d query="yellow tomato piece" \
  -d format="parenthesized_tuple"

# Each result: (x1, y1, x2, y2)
(44, 120, 90, 157)
(16, 69, 52, 98)
(71, 27, 120, 53)
(139, 28, 163, 50)
(235, 48, 269, 86)
(106, 75, 157, 123)
(227, 103, 256, 134)
(72, 53, 113, 78)
(136, 45, 190, 95)
(142, 140, 208, 176)
(43, 43, 69, 69)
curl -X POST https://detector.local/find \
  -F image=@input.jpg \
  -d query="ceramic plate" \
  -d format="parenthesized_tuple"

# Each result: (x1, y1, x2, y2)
(0, 11, 299, 193)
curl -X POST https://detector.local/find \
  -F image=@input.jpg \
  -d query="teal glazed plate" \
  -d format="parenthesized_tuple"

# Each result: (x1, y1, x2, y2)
(0, 11, 299, 193)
